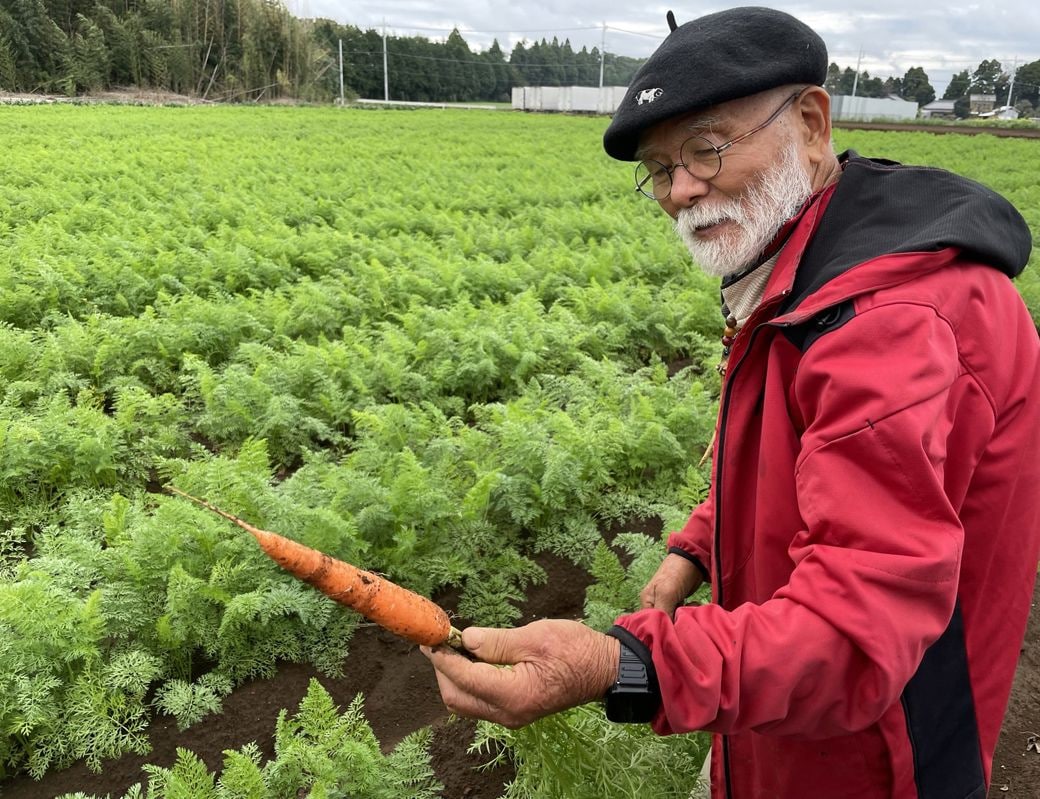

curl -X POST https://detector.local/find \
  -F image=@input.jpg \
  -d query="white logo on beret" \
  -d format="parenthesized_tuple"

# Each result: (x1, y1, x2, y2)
(635, 88, 663, 105)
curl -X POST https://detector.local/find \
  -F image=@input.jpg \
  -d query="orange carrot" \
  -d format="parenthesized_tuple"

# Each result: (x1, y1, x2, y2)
(166, 486, 463, 649)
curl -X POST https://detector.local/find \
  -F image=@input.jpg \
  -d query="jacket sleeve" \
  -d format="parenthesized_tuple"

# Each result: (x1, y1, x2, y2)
(666, 491, 714, 582)
(615, 301, 991, 738)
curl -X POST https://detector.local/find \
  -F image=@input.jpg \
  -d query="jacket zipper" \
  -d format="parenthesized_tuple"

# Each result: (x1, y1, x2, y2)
(711, 294, 805, 799)
(712, 320, 764, 799)
(712, 287, 830, 798)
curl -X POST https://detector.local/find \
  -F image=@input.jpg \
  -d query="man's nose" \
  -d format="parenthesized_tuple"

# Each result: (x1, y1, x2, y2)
(668, 166, 712, 209)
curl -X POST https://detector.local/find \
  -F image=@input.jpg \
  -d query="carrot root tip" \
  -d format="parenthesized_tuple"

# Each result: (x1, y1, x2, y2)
(447, 626, 465, 649)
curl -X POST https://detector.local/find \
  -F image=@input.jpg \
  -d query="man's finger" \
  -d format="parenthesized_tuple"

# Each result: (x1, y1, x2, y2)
(427, 661, 510, 722)
(425, 645, 526, 714)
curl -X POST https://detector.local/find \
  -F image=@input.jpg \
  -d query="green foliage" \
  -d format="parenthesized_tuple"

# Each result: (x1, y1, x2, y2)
(584, 534, 669, 632)
(0, 576, 153, 778)
(265, 683, 442, 798)
(1, 108, 1036, 788)
(59, 681, 442, 799)
(154, 673, 233, 731)
(474, 703, 709, 799)
(900, 66, 935, 106)
(66, 13, 110, 93)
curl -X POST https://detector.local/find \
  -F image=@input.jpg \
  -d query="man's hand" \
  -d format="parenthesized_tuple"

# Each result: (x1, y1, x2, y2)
(639, 552, 704, 617)
(421, 619, 620, 729)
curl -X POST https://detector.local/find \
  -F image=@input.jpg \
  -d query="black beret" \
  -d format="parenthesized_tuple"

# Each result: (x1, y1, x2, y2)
(603, 7, 828, 161)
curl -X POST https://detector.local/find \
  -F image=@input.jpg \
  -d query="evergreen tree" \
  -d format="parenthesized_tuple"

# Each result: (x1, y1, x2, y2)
(855, 72, 885, 98)
(5, 0, 71, 90)
(90, 3, 136, 85)
(900, 66, 935, 106)
(839, 66, 856, 94)
(943, 69, 970, 100)
(1014, 59, 1040, 107)
(824, 62, 842, 94)
(66, 11, 108, 91)
(560, 38, 576, 85)
(443, 28, 475, 101)
(577, 45, 598, 85)
(484, 39, 510, 101)
(969, 58, 1004, 94)
(509, 40, 528, 86)
(0, 23, 17, 88)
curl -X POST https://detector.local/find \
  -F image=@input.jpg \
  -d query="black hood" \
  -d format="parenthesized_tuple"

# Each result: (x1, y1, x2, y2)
(785, 151, 1033, 311)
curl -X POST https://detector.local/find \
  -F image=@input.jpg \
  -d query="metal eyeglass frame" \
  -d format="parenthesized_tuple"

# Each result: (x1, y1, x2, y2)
(634, 88, 807, 200)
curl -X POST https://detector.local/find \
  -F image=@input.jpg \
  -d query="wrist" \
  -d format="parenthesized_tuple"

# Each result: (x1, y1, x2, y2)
(597, 634, 622, 696)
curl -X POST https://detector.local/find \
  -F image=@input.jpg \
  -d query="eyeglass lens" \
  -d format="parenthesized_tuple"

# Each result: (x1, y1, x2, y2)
(635, 137, 722, 200)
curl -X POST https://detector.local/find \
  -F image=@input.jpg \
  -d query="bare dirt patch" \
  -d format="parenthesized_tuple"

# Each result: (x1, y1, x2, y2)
(988, 582, 1040, 797)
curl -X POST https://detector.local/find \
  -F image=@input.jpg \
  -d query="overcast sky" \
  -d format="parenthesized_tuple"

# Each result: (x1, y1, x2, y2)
(289, 2, 1038, 95)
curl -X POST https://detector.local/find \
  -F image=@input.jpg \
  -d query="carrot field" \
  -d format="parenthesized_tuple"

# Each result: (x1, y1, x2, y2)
(1, 105, 1037, 798)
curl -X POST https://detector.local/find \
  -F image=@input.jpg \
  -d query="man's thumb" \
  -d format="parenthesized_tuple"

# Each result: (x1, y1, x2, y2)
(460, 626, 520, 665)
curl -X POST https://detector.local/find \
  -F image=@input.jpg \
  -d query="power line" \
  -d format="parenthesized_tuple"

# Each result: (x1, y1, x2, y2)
(356, 20, 667, 48)
(347, 50, 613, 68)
(386, 24, 602, 35)
(605, 26, 666, 40)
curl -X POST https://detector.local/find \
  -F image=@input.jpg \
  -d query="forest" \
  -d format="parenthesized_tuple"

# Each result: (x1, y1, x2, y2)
(2, 0, 1039, 113)
(0, 0, 645, 101)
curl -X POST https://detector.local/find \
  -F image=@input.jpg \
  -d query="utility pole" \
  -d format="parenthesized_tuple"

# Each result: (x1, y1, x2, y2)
(382, 19, 389, 101)
(338, 39, 344, 105)
(850, 48, 863, 98)
(598, 22, 606, 89)
(1006, 57, 1018, 109)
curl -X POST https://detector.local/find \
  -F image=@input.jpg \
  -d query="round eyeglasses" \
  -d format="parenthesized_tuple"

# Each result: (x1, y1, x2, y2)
(634, 89, 804, 201)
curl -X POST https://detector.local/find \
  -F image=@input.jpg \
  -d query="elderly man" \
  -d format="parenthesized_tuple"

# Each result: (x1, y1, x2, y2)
(424, 7, 1040, 797)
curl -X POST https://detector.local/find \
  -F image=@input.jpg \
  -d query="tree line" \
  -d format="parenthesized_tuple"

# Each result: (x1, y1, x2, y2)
(0, 1, 644, 101)
(825, 59, 1040, 117)
(1, 0, 1037, 114)
(1, 0, 320, 99)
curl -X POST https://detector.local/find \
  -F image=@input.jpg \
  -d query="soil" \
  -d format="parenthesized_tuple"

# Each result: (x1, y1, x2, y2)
(988, 584, 1040, 797)
(2, 549, 1037, 798)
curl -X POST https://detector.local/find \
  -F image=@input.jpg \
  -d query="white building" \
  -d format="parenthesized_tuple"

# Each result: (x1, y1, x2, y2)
(511, 85, 628, 114)
(830, 94, 919, 122)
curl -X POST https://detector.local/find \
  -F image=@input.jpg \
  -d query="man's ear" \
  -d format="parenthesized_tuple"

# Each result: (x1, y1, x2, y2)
(796, 86, 833, 161)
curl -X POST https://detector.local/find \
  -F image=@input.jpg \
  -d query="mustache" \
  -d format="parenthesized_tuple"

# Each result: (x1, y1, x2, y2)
(674, 201, 743, 233)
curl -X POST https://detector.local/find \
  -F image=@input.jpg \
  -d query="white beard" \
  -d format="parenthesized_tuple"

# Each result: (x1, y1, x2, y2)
(674, 139, 813, 278)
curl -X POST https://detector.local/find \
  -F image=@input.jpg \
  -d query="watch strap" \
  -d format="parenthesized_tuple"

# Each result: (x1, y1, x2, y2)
(604, 626, 661, 723)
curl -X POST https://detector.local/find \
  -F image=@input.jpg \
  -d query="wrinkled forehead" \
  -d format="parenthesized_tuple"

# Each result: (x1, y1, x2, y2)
(634, 105, 734, 161)
(634, 89, 787, 161)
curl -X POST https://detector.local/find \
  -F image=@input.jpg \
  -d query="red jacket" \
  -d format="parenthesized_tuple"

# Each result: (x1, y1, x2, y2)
(615, 153, 1040, 798)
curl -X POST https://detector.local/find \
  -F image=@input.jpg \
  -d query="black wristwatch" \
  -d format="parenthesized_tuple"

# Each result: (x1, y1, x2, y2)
(604, 631, 661, 724)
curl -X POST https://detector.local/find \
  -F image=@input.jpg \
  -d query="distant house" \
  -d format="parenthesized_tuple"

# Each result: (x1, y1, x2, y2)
(920, 99, 957, 119)
(969, 94, 997, 115)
